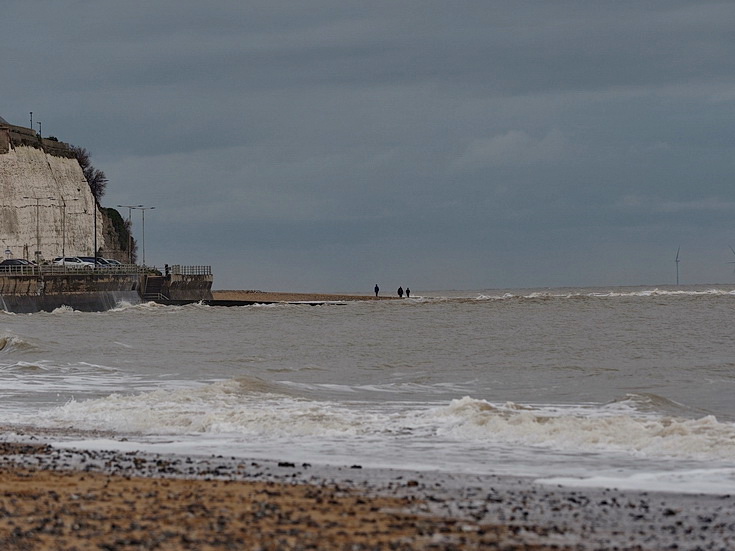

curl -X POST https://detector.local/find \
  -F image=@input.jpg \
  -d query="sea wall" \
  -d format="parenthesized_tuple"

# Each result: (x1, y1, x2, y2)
(0, 271, 214, 312)
(163, 274, 214, 301)
(0, 122, 105, 262)
(0, 273, 141, 313)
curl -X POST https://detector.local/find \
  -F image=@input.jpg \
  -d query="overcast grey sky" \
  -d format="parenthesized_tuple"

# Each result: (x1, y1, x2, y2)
(3, 1, 735, 291)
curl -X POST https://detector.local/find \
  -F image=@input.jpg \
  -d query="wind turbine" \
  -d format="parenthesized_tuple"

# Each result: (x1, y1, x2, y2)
(675, 246, 680, 285)
(727, 246, 735, 274)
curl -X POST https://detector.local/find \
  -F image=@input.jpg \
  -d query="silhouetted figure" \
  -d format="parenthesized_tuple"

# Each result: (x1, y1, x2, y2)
(398, 286, 404, 298)
(405, 287, 410, 298)
(374, 284, 379, 297)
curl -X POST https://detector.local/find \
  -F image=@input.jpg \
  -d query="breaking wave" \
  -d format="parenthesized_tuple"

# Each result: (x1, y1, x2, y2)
(432, 397, 735, 460)
(50, 305, 78, 314)
(108, 301, 216, 313)
(468, 287, 735, 302)
(18, 384, 735, 462)
(0, 333, 38, 354)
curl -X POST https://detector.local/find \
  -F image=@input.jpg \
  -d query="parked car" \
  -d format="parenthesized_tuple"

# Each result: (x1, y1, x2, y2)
(0, 258, 34, 272)
(52, 256, 96, 268)
(104, 259, 122, 266)
(77, 256, 118, 268)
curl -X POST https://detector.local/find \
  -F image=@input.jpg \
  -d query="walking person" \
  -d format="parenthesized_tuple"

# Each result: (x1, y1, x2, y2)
(405, 287, 410, 298)
(374, 284, 380, 297)
(397, 286, 404, 298)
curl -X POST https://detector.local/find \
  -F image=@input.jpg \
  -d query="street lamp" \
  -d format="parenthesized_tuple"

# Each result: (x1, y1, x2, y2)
(92, 195, 100, 264)
(59, 196, 79, 258)
(131, 206, 155, 266)
(22, 195, 55, 263)
(117, 204, 143, 264)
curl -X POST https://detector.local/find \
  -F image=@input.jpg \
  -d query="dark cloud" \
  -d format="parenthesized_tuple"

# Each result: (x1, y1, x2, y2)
(3, 1, 735, 290)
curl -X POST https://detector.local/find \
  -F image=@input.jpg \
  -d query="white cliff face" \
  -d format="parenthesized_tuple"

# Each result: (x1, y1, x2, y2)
(0, 145, 103, 262)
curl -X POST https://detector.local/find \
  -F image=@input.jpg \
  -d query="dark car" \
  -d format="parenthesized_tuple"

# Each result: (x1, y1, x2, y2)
(0, 258, 34, 272)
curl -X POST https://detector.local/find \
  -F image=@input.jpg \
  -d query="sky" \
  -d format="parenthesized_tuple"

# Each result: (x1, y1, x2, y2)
(2, 1, 735, 292)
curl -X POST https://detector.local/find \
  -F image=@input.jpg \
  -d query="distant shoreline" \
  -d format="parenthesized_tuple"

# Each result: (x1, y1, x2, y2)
(212, 290, 398, 302)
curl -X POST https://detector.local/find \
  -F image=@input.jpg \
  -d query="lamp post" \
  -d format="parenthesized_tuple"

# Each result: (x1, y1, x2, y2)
(93, 196, 98, 264)
(131, 206, 155, 266)
(117, 204, 143, 264)
(61, 197, 66, 258)
(60, 196, 79, 259)
(22, 195, 55, 263)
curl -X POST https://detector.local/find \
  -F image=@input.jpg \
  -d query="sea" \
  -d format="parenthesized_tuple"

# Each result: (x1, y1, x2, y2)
(2, 285, 735, 495)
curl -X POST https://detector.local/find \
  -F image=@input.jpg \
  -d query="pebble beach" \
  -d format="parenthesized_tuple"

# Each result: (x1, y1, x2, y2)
(1, 436, 734, 550)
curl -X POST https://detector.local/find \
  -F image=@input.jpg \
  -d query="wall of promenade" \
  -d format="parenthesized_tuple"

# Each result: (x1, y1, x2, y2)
(0, 267, 213, 312)
(164, 273, 214, 301)
(0, 271, 142, 313)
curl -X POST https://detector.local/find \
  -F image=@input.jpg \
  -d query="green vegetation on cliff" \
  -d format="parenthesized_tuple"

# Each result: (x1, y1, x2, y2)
(102, 207, 136, 262)
(70, 146, 108, 201)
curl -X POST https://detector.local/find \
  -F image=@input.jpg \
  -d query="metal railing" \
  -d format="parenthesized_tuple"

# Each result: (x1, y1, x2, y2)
(0, 264, 213, 277)
(0, 264, 146, 276)
(142, 292, 170, 301)
(170, 265, 212, 276)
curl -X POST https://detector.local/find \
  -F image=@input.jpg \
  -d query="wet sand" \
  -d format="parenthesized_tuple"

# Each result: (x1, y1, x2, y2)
(1, 438, 733, 550)
(212, 290, 395, 302)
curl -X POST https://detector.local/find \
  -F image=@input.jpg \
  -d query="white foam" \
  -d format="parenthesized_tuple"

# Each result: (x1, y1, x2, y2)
(430, 397, 735, 460)
(537, 468, 735, 495)
(50, 305, 78, 314)
(108, 300, 138, 312)
(16, 386, 735, 463)
(31, 382, 377, 437)
(466, 287, 735, 302)
(9, 385, 735, 494)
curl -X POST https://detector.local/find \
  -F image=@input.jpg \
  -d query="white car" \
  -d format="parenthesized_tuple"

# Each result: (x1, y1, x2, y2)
(52, 256, 96, 268)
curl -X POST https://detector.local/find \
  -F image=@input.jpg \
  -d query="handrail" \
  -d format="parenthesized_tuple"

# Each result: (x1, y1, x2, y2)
(0, 264, 213, 277)
(170, 265, 212, 276)
(0, 264, 147, 276)
(143, 292, 170, 301)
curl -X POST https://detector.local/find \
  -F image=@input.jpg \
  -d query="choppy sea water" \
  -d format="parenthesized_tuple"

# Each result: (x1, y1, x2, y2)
(2, 285, 735, 494)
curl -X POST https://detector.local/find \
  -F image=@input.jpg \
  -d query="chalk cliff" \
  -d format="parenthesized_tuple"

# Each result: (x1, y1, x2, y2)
(0, 119, 123, 262)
